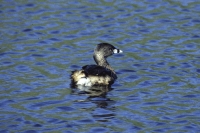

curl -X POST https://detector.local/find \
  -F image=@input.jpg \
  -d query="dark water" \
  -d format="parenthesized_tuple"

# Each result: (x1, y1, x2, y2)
(1, 0, 200, 132)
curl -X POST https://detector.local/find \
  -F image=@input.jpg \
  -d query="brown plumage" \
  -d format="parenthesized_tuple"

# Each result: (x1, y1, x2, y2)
(71, 43, 123, 87)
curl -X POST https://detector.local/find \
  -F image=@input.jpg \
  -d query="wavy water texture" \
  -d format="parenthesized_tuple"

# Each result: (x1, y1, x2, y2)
(0, 0, 200, 132)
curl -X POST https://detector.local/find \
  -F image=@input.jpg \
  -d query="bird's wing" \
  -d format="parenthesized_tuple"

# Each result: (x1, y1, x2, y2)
(82, 65, 117, 79)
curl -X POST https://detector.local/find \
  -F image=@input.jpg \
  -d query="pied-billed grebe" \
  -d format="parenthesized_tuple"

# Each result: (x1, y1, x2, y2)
(71, 43, 123, 87)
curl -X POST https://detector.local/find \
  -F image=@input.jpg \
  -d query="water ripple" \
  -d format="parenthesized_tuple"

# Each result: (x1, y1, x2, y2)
(0, 0, 200, 133)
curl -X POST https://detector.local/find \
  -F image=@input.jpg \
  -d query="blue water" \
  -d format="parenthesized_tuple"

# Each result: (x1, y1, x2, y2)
(0, 0, 200, 132)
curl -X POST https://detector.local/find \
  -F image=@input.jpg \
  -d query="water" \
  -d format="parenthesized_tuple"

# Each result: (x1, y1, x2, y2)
(1, 0, 200, 132)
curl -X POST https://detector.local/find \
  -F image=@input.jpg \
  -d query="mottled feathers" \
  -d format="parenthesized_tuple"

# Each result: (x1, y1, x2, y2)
(71, 65, 117, 87)
(70, 43, 122, 87)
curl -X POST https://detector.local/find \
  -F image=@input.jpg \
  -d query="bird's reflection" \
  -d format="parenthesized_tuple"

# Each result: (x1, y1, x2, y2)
(70, 84, 116, 122)
(71, 84, 113, 98)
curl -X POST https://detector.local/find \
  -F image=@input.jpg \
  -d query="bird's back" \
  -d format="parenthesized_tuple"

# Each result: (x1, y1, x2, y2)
(71, 65, 117, 87)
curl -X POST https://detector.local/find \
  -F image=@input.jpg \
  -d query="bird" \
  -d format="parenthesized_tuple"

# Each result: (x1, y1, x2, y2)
(71, 43, 123, 87)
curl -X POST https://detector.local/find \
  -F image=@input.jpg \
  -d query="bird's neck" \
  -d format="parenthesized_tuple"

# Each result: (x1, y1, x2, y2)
(93, 54, 114, 71)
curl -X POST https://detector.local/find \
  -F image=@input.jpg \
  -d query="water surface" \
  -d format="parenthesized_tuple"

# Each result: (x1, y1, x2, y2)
(0, 0, 200, 132)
